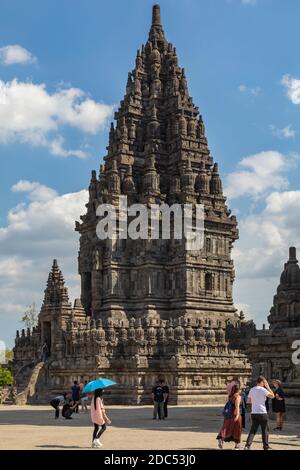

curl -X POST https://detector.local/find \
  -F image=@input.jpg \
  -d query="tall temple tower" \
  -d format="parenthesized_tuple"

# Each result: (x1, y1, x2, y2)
(12, 5, 251, 405)
(76, 4, 239, 327)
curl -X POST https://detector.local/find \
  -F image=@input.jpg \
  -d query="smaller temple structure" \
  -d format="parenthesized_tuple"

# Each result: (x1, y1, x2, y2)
(11, 258, 251, 405)
(246, 247, 300, 414)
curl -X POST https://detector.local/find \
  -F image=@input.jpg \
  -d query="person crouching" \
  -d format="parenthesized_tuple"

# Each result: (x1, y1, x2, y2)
(62, 399, 77, 419)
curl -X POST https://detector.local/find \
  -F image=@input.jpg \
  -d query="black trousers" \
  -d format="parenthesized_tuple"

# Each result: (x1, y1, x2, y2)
(241, 411, 246, 429)
(157, 400, 168, 419)
(93, 423, 106, 441)
(164, 400, 168, 418)
(50, 399, 60, 419)
(62, 406, 73, 419)
(246, 414, 269, 449)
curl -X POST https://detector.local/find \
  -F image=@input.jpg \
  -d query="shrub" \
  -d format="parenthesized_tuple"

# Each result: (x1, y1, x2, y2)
(0, 368, 13, 387)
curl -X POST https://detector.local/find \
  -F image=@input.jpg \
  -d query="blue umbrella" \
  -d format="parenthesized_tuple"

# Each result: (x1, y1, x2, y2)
(83, 378, 117, 393)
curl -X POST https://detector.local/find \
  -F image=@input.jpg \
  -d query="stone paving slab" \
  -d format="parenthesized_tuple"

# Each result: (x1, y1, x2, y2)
(0, 405, 299, 450)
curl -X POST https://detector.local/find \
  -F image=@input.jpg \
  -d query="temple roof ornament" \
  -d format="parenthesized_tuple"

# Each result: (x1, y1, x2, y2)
(278, 246, 300, 292)
(42, 259, 70, 307)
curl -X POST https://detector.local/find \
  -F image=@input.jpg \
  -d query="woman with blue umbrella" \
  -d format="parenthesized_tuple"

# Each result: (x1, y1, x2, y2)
(83, 378, 116, 448)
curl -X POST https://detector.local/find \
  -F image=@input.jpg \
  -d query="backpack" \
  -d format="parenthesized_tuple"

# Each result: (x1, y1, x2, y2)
(222, 399, 234, 419)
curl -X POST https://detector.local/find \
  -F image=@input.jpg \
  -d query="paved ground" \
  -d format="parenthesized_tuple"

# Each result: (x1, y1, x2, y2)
(0, 404, 300, 450)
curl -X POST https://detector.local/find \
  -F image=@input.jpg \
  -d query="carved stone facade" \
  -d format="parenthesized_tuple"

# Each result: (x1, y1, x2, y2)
(11, 5, 252, 404)
(246, 247, 300, 413)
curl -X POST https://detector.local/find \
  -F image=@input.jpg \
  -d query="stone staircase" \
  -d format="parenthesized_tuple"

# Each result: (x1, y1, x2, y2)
(14, 362, 45, 405)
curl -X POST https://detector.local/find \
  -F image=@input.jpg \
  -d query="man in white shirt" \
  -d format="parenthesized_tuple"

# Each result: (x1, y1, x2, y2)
(245, 376, 275, 450)
(50, 393, 68, 419)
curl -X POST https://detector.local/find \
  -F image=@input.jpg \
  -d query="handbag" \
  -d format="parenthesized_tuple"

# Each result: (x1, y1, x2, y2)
(104, 415, 112, 426)
(222, 399, 234, 419)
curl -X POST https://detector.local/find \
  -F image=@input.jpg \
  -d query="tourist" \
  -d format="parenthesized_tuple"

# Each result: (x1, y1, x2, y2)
(240, 382, 252, 428)
(41, 342, 49, 362)
(81, 380, 89, 412)
(50, 392, 67, 419)
(157, 379, 170, 419)
(71, 380, 80, 413)
(240, 387, 247, 429)
(152, 380, 167, 420)
(272, 380, 286, 431)
(244, 376, 275, 450)
(226, 376, 240, 398)
(91, 388, 111, 448)
(162, 380, 169, 419)
(79, 378, 85, 392)
(62, 399, 77, 419)
(217, 384, 243, 450)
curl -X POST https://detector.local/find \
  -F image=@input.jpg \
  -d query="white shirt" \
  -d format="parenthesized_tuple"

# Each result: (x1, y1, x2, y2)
(248, 386, 269, 414)
(55, 395, 65, 405)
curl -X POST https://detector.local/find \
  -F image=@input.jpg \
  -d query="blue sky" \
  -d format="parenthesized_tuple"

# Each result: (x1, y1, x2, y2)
(1, 0, 300, 348)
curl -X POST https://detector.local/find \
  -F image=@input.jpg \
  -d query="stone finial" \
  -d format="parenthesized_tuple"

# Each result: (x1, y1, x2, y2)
(152, 4, 161, 26)
(210, 162, 223, 195)
(289, 246, 297, 263)
(74, 298, 83, 309)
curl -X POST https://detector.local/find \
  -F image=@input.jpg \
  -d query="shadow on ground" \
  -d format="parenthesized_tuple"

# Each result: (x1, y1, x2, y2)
(0, 405, 299, 441)
(0, 406, 224, 434)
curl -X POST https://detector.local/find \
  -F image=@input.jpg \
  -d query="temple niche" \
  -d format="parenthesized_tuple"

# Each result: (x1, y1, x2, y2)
(11, 5, 252, 405)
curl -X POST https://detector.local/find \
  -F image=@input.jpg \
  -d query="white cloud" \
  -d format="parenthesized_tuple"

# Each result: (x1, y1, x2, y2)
(233, 189, 300, 279)
(226, 149, 300, 326)
(49, 136, 88, 159)
(11, 180, 58, 202)
(233, 189, 300, 327)
(225, 151, 291, 199)
(0, 45, 36, 65)
(0, 181, 89, 345)
(270, 124, 295, 139)
(1, 180, 88, 242)
(0, 257, 33, 282)
(0, 78, 114, 157)
(282, 74, 300, 104)
(238, 84, 260, 96)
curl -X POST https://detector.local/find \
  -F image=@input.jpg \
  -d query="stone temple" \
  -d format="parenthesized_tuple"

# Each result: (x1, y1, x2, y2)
(11, 4, 255, 404)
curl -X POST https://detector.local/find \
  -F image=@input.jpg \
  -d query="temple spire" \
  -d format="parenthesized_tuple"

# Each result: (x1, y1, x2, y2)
(149, 4, 165, 42)
(152, 4, 161, 26)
